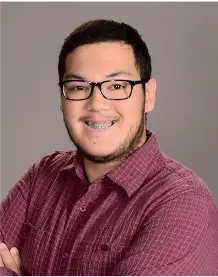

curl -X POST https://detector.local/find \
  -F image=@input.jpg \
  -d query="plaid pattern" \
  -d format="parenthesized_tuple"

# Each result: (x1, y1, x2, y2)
(1, 130, 218, 275)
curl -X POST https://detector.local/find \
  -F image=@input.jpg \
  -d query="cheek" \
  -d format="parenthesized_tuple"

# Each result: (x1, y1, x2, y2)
(62, 102, 81, 120)
(118, 98, 143, 123)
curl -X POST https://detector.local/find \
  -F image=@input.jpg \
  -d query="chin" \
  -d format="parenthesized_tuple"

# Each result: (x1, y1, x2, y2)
(76, 142, 123, 163)
(82, 145, 117, 157)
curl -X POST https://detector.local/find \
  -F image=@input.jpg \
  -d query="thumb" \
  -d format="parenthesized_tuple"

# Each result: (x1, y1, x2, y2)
(10, 248, 24, 276)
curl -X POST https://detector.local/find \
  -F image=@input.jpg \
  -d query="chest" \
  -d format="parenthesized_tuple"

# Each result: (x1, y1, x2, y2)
(21, 178, 145, 275)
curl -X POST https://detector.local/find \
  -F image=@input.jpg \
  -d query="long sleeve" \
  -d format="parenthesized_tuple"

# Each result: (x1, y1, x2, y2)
(0, 163, 37, 276)
(0, 268, 18, 276)
(0, 165, 35, 245)
(112, 192, 218, 275)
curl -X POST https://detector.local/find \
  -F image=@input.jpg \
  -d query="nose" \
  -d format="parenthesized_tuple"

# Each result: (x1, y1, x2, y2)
(85, 85, 110, 112)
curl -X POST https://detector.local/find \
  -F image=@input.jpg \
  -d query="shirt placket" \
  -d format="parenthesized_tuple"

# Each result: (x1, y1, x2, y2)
(56, 180, 102, 275)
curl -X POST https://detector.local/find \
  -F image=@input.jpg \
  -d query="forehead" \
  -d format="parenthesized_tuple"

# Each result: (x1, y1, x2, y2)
(64, 42, 139, 79)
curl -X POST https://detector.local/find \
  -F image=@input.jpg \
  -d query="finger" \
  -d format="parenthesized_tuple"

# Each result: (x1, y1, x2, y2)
(0, 243, 18, 273)
(10, 248, 24, 275)
(0, 255, 4, 267)
(10, 248, 22, 267)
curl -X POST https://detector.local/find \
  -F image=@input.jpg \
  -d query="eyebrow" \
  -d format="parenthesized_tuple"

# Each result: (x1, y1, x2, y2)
(63, 71, 132, 81)
(105, 71, 132, 78)
(63, 73, 86, 80)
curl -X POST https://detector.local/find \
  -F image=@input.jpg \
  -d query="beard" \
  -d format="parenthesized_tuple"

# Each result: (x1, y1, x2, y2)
(63, 102, 147, 164)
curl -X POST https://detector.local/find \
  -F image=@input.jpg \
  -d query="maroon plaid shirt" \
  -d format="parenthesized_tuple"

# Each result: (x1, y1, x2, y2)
(1, 130, 218, 276)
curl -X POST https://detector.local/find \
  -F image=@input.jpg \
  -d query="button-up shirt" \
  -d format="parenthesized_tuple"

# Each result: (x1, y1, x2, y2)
(1, 130, 218, 275)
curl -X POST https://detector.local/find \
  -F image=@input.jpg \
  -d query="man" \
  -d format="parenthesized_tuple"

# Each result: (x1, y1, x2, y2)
(1, 19, 218, 276)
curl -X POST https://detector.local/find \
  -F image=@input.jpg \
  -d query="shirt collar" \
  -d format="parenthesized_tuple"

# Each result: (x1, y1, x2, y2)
(106, 129, 162, 197)
(61, 129, 162, 198)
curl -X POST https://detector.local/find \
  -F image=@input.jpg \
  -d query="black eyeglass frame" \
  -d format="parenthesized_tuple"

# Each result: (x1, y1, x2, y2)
(59, 78, 148, 101)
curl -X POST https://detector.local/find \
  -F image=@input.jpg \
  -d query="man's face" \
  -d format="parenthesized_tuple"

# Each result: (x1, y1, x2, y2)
(60, 42, 156, 163)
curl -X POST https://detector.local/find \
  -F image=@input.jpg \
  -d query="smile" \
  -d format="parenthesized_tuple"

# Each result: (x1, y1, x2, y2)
(85, 120, 117, 129)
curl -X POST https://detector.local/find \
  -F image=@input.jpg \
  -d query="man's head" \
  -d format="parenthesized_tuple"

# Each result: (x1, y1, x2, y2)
(58, 19, 156, 163)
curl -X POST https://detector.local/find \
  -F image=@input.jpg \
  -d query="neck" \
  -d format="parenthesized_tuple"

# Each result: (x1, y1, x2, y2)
(83, 158, 121, 183)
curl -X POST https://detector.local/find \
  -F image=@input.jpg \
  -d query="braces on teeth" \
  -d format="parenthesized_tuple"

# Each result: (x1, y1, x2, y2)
(86, 121, 115, 129)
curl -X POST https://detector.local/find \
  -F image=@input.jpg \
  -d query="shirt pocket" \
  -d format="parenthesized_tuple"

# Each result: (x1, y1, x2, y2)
(21, 222, 62, 276)
(73, 239, 129, 275)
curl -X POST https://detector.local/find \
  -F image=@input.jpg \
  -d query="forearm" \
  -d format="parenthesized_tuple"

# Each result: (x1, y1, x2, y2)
(0, 169, 31, 248)
(0, 268, 18, 276)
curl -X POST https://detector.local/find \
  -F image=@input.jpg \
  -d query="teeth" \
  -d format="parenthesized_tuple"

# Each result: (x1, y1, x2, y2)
(86, 121, 114, 129)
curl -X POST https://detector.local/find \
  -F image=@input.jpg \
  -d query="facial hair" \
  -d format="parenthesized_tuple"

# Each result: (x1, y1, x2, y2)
(63, 100, 146, 164)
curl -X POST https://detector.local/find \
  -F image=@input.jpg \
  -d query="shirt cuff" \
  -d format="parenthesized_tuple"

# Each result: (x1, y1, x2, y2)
(0, 268, 18, 276)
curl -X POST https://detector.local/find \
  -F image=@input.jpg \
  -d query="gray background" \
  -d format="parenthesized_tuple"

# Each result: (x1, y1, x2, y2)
(1, 3, 218, 204)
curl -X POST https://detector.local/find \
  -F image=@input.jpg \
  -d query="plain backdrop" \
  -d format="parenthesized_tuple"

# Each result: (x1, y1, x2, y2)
(1, 2, 218, 204)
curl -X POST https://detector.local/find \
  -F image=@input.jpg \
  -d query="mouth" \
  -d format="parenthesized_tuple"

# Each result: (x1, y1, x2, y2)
(84, 120, 117, 129)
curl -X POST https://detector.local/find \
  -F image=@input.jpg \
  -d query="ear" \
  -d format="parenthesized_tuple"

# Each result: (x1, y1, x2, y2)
(144, 78, 156, 113)
(58, 87, 63, 111)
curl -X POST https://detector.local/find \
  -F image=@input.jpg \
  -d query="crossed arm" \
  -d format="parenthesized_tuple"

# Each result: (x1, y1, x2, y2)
(1, 192, 218, 276)
(0, 163, 34, 276)
(1, 164, 218, 275)
(111, 193, 218, 276)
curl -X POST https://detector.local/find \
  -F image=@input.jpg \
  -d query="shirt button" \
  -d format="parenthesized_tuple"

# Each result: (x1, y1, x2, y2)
(80, 205, 86, 212)
(101, 244, 109, 252)
(62, 252, 68, 258)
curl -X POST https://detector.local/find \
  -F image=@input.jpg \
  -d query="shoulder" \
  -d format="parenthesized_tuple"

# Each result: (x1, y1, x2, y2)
(32, 150, 77, 174)
(161, 152, 214, 198)
(140, 152, 218, 244)
(30, 150, 76, 179)
(143, 152, 217, 212)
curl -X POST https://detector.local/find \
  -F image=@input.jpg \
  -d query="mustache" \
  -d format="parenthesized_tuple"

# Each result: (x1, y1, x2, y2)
(79, 115, 120, 122)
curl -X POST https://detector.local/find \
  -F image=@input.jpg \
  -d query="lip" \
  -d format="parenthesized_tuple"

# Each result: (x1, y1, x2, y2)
(84, 120, 116, 126)
(83, 120, 118, 133)
(82, 118, 117, 123)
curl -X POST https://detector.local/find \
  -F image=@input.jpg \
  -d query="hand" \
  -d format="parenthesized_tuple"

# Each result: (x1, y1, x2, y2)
(0, 243, 24, 275)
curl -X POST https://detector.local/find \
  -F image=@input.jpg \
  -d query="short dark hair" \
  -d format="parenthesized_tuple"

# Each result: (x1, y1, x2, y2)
(58, 19, 152, 83)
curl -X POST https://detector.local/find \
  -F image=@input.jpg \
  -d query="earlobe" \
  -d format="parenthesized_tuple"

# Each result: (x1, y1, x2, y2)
(60, 104, 63, 112)
(145, 78, 156, 113)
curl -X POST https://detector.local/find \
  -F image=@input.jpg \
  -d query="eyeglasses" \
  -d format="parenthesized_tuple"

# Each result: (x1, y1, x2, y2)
(59, 79, 147, 101)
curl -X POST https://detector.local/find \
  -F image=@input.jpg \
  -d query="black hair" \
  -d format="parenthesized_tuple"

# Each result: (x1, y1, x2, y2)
(58, 19, 152, 84)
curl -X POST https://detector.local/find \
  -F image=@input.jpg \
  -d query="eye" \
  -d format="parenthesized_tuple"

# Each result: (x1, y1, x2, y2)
(73, 86, 85, 91)
(107, 83, 126, 90)
(66, 84, 90, 92)
(113, 84, 124, 89)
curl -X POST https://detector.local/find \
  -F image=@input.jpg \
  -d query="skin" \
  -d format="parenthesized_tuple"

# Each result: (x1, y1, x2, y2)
(0, 243, 23, 275)
(61, 42, 156, 182)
